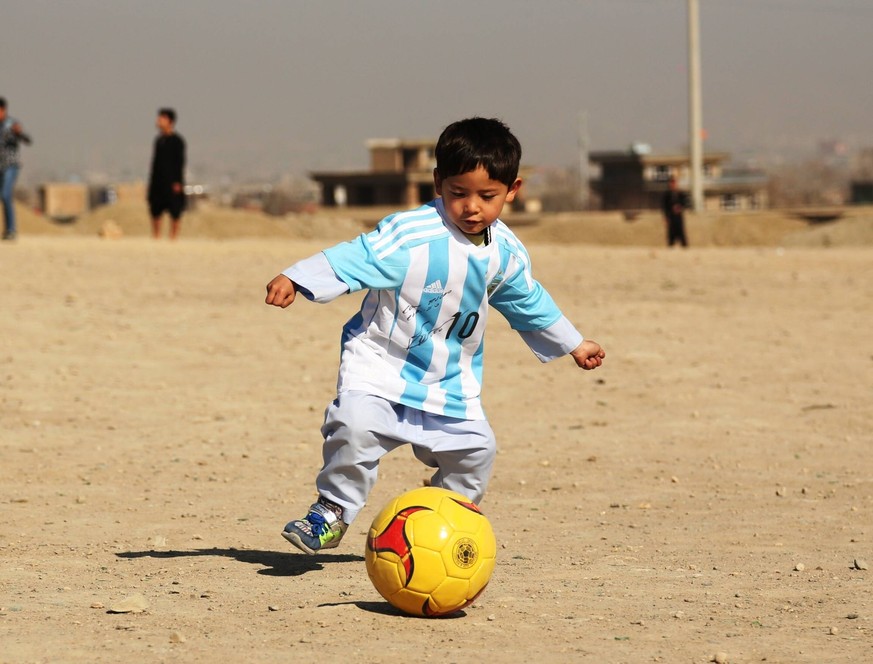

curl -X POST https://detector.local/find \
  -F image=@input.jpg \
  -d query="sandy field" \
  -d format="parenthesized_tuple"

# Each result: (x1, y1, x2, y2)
(2, 202, 872, 663)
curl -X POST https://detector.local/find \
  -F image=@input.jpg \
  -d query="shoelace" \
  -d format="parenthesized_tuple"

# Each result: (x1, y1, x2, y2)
(307, 512, 328, 537)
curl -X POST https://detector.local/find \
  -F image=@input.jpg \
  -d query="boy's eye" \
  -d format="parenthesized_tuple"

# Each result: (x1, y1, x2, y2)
(450, 191, 496, 201)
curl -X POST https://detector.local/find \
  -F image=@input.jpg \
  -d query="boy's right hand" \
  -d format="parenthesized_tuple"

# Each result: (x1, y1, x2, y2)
(265, 274, 297, 308)
(570, 340, 605, 370)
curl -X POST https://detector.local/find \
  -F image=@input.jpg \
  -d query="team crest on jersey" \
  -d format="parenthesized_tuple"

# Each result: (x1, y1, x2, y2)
(486, 271, 505, 296)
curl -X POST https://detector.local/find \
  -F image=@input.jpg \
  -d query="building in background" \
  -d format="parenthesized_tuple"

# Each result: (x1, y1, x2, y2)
(39, 183, 89, 221)
(850, 181, 873, 204)
(850, 147, 873, 204)
(311, 137, 533, 211)
(311, 139, 437, 208)
(589, 145, 769, 212)
(38, 181, 148, 221)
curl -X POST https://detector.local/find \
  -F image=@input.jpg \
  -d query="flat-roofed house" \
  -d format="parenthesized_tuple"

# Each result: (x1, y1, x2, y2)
(589, 146, 768, 212)
(311, 139, 437, 208)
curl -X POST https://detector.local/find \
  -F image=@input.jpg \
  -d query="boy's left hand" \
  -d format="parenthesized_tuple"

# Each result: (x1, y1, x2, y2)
(570, 340, 605, 370)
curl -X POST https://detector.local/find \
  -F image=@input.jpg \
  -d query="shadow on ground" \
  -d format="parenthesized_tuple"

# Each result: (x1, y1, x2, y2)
(116, 548, 363, 577)
(318, 599, 467, 619)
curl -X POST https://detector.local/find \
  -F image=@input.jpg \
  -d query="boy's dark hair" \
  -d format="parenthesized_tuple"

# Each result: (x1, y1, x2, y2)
(435, 117, 521, 187)
(158, 107, 176, 124)
(0, 98, 6, 109)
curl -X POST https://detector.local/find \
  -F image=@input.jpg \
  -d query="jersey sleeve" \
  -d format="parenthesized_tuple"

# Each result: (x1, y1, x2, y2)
(488, 249, 563, 332)
(516, 316, 583, 363)
(489, 243, 583, 362)
(321, 228, 409, 292)
(282, 252, 349, 303)
(281, 213, 421, 302)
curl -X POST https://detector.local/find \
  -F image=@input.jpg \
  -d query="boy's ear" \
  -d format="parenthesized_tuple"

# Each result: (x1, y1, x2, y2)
(433, 168, 443, 195)
(505, 178, 522, 202)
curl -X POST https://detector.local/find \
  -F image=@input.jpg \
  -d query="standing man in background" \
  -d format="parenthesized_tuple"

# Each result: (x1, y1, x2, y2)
(662, 176, 689, 248)
(148, 108, 186, 240)
(0, 97, 32, 242)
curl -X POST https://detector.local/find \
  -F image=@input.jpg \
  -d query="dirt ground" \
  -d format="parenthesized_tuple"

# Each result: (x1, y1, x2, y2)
(2, 205, 872, 663)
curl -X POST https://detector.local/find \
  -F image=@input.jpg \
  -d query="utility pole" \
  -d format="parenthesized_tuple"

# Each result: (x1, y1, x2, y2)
(688, 0, 704, 212)
(578, 111, 589, 210)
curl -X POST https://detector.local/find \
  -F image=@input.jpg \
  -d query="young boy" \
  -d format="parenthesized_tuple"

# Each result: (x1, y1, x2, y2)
(265, 117, 604, 554)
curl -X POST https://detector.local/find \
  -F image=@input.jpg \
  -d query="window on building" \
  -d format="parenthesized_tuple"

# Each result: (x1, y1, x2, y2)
(720, 193, 739, 211)
(653, 165, 671, 182)
(418, 183, 434, 204)
(402, 149, 419, 171)
(354, 185, 375, 206)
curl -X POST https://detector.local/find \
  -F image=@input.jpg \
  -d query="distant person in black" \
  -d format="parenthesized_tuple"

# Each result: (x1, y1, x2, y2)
(662, 176, 688, 247)
(148, 108, 186, 239)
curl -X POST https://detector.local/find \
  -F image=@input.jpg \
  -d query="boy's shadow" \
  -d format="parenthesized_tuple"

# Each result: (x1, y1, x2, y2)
(116, 547, 363, 577)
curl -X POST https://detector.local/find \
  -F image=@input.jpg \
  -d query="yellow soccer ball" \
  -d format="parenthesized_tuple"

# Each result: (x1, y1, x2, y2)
(365, 487, 497, 617)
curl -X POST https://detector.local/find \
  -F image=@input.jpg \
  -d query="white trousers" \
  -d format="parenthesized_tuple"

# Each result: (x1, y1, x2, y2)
(315, 391, 497, 524)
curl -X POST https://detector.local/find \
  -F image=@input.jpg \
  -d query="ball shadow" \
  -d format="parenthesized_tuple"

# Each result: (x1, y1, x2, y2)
(346, 600, 467, 619)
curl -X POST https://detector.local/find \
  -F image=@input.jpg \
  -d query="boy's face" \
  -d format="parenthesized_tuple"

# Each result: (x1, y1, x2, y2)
(434, 165, 521, 236)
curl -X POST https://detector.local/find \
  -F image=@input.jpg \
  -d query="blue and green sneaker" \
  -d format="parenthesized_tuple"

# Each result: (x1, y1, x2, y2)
(282, 502, 347, 554)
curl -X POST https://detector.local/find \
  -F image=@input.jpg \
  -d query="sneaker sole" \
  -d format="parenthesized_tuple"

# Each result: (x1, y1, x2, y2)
(282, 529, 317, 555)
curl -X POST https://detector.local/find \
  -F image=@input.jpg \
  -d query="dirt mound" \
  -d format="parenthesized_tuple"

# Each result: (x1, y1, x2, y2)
(13, 201, 873, 247)
(780, 215, 873, 247)
(66, 200, 369, 242)
(14, 204, 74, 236)
(511, 207, 873, 247)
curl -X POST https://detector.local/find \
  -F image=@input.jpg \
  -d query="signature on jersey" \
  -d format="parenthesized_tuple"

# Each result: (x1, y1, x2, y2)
(400, 291, 452, 322)
(407, 310, 480, 350)
(406, 316, 457, 350)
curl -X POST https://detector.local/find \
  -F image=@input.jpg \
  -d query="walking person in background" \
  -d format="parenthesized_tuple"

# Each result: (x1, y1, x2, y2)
(148, 108, 186, 240)
(662, 176, 688, 247)
(0, 97, 33, 242)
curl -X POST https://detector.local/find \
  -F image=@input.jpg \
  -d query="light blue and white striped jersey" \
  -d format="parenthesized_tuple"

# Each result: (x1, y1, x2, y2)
(285, 198, 582, 420)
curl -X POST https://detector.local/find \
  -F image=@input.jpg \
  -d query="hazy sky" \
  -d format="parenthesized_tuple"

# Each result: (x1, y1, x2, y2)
(3, 0, 872, 184)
